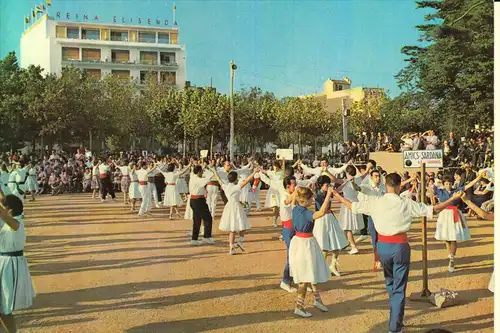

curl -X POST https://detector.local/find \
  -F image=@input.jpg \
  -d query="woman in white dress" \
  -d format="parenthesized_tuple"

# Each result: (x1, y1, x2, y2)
(313, 174, 349, 277)
(0, 164, 11, 196)
(0, 195, 36, 332)
(175, 162, 189, 201)
(212, 167, 257, 255)
(338, 165, 366, 255)
(434, 173, 483, 272)
(261, 161, 284, 228)
(25, 162, 38, 202)
(91, 161, 100, 199)
(289, 187, 333, 318)
(161, 163, 190, 220)
(128, 163, 142, 213)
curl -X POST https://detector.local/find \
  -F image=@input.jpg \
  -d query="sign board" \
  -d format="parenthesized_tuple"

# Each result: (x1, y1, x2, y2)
(276, 149, 293, 161)
(403, 150, 443, 168)
(142, 150, 148, 157)
(200, 150, 208, 158)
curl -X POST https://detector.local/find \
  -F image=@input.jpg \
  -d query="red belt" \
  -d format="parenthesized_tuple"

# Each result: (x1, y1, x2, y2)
(191, 195, 205, 199)
(139, 181, 148, 185)
(378, 232, 408, 244)
(446, 206, 459, 223)
(167, 183, 176, 185)
(282, 219, 292, 229)
(295, 232, 313, 238)
(99, 174, 106, 179)
(207, 181, 218, 186)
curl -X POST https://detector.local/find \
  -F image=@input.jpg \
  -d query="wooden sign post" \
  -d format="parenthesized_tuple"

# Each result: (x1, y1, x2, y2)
(420, 162, 431, 297)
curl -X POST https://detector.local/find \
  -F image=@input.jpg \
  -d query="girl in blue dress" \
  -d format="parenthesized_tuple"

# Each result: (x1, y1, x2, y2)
(289, 186, 333, 318)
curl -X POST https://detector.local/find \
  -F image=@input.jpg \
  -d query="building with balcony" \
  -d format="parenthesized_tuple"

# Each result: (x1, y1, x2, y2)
(20, 14, 186, 89)
(300, 77, 384, 113)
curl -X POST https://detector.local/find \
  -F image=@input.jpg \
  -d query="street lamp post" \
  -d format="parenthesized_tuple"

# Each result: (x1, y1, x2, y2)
(229, 61, 237, 162)
(342, 98, 348, 142)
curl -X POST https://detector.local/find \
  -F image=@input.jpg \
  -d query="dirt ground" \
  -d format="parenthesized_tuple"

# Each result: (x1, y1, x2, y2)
(16, 192, 493, 333)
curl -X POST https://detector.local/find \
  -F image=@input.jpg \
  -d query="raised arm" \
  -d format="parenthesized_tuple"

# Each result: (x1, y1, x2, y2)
(433, 191, 464, 214)
(401, 174, 417, 188)
(211, 168, 227, 185)
(312, 187, 333, 220)
(461, 194, 494, 220)
(463, 172, 487, 192)
(239, 170, 258, 189)
(301, 163, 320, 176)
(0, 204, 20, 231)
(259, 171, 271, 186)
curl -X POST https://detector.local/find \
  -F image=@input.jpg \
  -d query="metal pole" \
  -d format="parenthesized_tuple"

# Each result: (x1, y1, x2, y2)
(342, 98, 348, 141)
(229, 61, 236, 163)
(183, 130, 186, 158)
(420, 162, 431, 296)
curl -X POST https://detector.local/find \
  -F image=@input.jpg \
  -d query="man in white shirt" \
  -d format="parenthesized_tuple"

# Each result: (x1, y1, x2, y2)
(190, 165, 215, 245)
(216, 160, 252, 205)
(299, 157, 350, 178)
(98, 160, 116, 202)
(136, 162, 152, 216)
(334, 173, 462, 333)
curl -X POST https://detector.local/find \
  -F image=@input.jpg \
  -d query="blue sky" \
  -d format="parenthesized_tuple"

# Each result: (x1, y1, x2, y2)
(0, 0, 428, 97)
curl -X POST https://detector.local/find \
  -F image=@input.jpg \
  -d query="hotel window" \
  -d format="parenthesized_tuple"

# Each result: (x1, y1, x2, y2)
(161, 72, 176, 85)
(140, 51, 157, 65)
(158, 33, 169, 44)
(170, 32, 178, 44)
(67, 27, 79, 39)
(129, 30, 138, 42)
(140, 71, 158, 83)
(112, 70, 130, 80)
(160, 52, 175, 65)
(138, 32, 156, 43)
(56, 26, 66, 38)
(82, 28, 99, 40)
(82, 48, 101, 62)
(62, 47, 80, 61)
(85, 69, 101, 79)
(111, 50, 130, 63)
(110, 30, 128, 42)
(100, 29, 110, 41)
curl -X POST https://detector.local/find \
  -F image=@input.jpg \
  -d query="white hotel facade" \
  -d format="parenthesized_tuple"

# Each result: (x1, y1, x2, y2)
(20, 14, 186, 88)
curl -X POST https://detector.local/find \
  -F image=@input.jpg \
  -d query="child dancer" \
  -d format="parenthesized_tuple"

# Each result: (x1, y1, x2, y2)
(0, 195, 36, 332)
(176, 161, 189, 202)
(434, 172, 483, 272)
(279, 176, 298, 293)
(289, 187, 332, 318)
(314, 175, 349, 277)
(117, 161, 131, 205)
(161, 163, 190, 220)
(128, 163, 141, 212)
(212, 168, 257, 254)
(25, 162, 38, 202)
(261, 161, 284, 228)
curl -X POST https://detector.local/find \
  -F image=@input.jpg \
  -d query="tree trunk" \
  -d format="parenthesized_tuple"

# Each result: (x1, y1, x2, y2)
(210, 131, 214, 159)
(298, 132, 302, 159)
(194, 138, 199, 154)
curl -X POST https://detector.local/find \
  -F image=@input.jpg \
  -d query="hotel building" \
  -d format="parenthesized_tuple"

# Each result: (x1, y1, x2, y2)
(20, 14, 186, 88)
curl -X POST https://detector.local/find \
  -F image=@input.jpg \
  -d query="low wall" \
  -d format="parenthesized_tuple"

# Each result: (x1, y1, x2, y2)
(369, 151, 440, 174)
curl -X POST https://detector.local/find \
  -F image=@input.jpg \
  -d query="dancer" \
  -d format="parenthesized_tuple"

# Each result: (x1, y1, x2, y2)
(333, 173, 464, 333)
(216, 160, 253, 205)
(136, 161, 152, 217)
(0, 165, 11, 196)
(176, 161, 189, 202)
(434, 172, 484, 272)
(161, 162, 190, 220)
(313, 174, 349, 277)
(300, 157, 351, 179)
(338, 164, 369, 254)
(247, 172, 262, 212)
(147, 162, 161, 209)
(91, 160, 100, 199)
(98, 159, 116, 202)
(279, 175, 298, 293)
(212, 167, 258, 254)
(289, 187, 333, 318)
(189, 165, 215, 245)
(261, 161, 284, 228)
(25, 162, 38, 202)
(128, 163, 141, 213)
(117, 161, 131, 205)
(0, 194, 36, 333)
(205, 159, 220, 218)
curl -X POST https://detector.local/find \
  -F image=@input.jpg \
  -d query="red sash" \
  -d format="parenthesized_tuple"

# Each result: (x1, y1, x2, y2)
(378, 233, 408, 244)
(282, 219, 292, 229)
(139, 181, 148, 185)
(295, 232, 313, 238)
(446, 206, 459, 223)
(167, 183, 176, 185)
(99, 174, 107, 179)
(207, 181, 218, 186)
(191, 195, 205, 199)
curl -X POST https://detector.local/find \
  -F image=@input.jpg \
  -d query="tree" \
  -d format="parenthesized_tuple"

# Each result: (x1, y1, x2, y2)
(348, 90, 389, 135)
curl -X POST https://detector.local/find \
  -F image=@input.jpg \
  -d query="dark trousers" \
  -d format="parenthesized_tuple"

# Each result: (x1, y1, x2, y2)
(368, 216, 378, 252)
(190, 198, 213, 240)
(360, 214, 369, 235)
(282, 228, 293, 285)
(100, 177, 116, 200)
(377, 242, 411, 333)
(220, 189, 228, 205)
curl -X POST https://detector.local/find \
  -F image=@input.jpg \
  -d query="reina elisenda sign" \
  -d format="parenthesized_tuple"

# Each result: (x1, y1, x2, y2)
(55, 12, 178, 27)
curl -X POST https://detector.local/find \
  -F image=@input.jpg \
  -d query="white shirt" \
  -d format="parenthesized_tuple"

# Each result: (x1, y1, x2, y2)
(279, 189, 293, 221)
(360, 178, 385, 197)
(216, 164, 252, 184)
(98, 164, 110, 174)
(351, 193, 433, 236)
(296, 175, 319, 188)
(135, 169, 149, 182)
(118, 166, 130, 176)
(189, 172, 214, 196)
